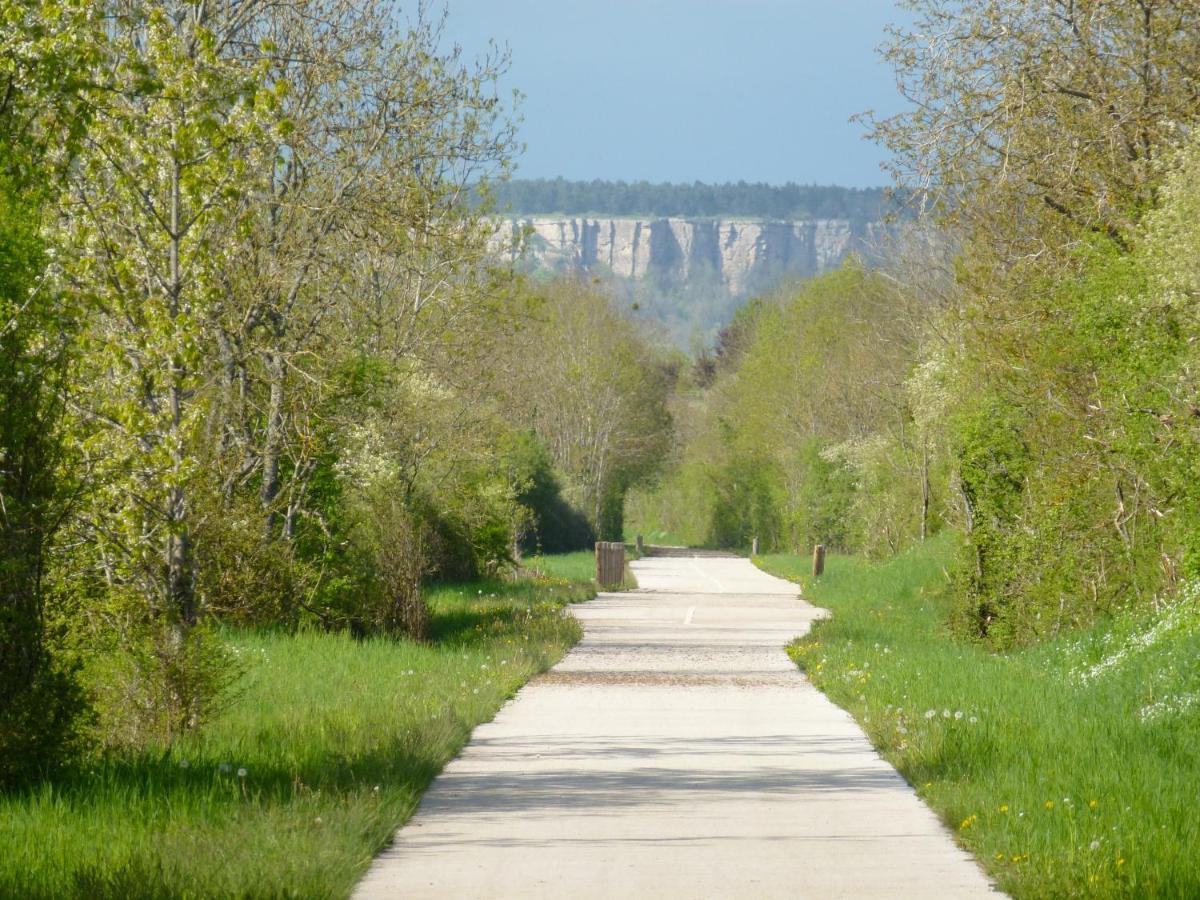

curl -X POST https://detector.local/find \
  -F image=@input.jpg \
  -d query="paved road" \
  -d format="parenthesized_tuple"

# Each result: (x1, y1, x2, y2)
(354, 554, 1000, 899)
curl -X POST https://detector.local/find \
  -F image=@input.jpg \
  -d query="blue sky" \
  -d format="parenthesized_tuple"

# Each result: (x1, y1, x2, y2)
(442, 0, 911, 188)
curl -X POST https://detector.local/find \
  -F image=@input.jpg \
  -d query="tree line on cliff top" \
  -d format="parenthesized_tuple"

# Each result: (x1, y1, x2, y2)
(0, 0, 671, 785)
(490, 178, 898, 225)
(631, 0, 1200, 649)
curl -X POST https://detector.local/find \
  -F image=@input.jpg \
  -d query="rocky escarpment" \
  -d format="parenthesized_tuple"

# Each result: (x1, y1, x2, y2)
(492, 216, 873, 296)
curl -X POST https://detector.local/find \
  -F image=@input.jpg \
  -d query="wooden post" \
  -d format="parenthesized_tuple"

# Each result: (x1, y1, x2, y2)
(636, 534, 644, 554)
(812, 544, 825, 577)
(595, 541, 625, 588)
(751, 536, 759, 556)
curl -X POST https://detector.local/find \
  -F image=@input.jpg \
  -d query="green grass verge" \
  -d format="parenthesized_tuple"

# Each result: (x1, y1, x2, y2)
(759, 533, 1200, 899)
(523, 550, 596, 583)
(1, 573, 588, 899)
(525, 549, 638, 590)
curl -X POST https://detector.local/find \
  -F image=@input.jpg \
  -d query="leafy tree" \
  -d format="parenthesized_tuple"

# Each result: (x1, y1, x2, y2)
(503, 279, 673, 540)
(0, 0, 99, 784)
(865, 0, 1200, 251)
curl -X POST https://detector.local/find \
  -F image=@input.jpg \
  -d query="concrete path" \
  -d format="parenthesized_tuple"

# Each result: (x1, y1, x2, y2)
(354, 554, 1000, 899)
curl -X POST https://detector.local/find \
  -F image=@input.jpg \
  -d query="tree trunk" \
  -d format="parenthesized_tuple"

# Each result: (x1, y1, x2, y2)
(260, 346, 285, 537)
(920, 440, 930, 542)
(167, 151, 196, 624)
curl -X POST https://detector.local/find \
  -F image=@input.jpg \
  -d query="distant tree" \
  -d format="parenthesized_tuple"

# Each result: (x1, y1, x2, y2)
(492, 179, 893, 222)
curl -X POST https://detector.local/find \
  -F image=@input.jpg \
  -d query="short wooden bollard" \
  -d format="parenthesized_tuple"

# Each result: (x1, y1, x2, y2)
(595, 541, 625, 588)
(751, 536, 759, 556)
(812, 543, 826, 577)
(635, 534, 644, 554)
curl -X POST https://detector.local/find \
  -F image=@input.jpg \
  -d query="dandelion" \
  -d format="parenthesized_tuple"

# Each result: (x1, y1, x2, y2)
(219, 763, 231, 774)
(924, 709, 936, 719)
(373, 785, 380, 793)
(179, 759, 190, 769)
(954, 710, 964, 720)
(237, 768, 247, 778)
(314, 817, 323, 825)
(969, 716, 979, 724)
(1089, 841, 1101, 851)
(1089, 799, 1098, 809)
(942, 709, 951, 718)
(999, 805, 1009, 813)
(1045, 800, 1055, 810)
(1117, 858, 1126, 867)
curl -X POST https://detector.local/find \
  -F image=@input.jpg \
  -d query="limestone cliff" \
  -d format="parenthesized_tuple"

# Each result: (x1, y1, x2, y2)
(492, 216, 872, 297)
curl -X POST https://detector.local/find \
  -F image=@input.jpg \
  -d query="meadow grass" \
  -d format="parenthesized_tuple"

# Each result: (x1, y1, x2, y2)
(0, 573, 588, 899)
(759, 533, 1200, 898)
(523, 550, 596, 583)
(524, 548, 639, 589)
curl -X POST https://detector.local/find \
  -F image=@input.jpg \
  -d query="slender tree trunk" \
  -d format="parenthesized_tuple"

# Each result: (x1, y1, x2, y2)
(167, 150, 195, 624)
(260, 344, 285, 537)
(920, 440, 930, 542)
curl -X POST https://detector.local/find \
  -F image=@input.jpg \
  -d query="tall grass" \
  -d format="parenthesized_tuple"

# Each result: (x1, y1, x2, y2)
(0, 575, 587, 899)
(760, 534, 1200, 899)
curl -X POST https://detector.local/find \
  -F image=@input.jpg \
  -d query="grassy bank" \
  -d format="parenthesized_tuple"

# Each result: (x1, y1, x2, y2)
(759, 534, 1200, 899)
(1, 574, 588, 899)
(526, 549, 639, 589)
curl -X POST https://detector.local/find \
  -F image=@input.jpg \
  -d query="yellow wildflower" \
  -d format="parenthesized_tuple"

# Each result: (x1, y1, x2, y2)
(1044, 800, 1055, 810)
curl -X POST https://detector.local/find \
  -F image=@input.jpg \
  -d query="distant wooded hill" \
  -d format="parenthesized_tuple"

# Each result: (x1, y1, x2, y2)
(489, 178, 898, 224)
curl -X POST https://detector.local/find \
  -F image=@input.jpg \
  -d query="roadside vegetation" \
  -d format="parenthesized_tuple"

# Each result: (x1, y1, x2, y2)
(1, 573, 587, 899)
(630, 0, 1200, 648)
(626, 5, 1200, 895)
(2, 1, 669, 891)
(525, 549, 639, 591)
(759, 538, 1200, 898)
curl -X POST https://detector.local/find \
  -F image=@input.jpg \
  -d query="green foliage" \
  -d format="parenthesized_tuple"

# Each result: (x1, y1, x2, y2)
(504, 432, 595, 555)
(502, 278, 674, 543)
(944, 234, 1200, 646)
(632, 262, 927, 554)
(760, 537, 1200, 898)
(1, 0, 643, 787)
(0, 161, 83, 786)
(641, 6, 1200, 653)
